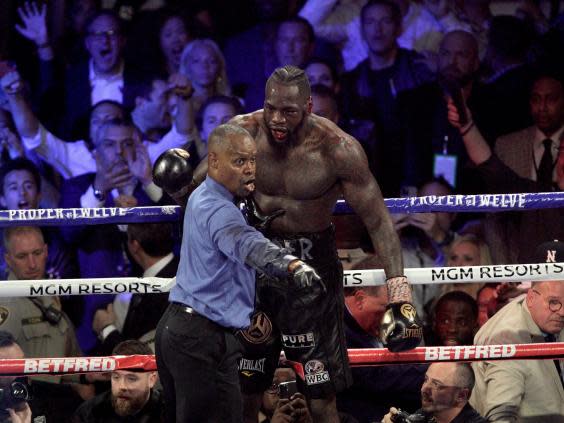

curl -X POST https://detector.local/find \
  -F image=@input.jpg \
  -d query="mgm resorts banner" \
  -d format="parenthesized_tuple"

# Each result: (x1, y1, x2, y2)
(343, 263, 564, 287)
(0, 263, 561, 298)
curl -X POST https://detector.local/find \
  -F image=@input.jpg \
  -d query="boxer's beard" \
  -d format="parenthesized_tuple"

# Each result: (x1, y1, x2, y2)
(288, 117, 306, 144)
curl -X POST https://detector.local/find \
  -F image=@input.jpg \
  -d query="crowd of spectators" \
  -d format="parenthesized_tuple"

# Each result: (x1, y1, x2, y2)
(0, 0, 562, 422)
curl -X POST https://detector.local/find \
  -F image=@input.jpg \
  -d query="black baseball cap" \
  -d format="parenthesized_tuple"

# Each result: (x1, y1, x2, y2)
(532, 240, 564, 263)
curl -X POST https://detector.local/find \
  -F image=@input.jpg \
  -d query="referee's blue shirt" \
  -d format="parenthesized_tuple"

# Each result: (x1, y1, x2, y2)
(170, 176, 266, 329)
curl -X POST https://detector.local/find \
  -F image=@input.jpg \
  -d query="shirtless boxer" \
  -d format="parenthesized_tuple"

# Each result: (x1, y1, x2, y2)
(154, 65, 422, 423)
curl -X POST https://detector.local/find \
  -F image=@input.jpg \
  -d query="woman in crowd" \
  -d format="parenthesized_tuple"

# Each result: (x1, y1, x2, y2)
(179, 38, 231, 114)
(158, 12, 191, 77)
(443, 233, 493, 299)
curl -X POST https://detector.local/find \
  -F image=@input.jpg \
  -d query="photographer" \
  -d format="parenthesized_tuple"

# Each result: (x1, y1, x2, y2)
(260, 367, 312, 423)
(0, 331, 35, 423)
(382, 362, 486, 423)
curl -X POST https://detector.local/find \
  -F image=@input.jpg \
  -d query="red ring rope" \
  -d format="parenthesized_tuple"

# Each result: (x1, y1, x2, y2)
(1, 343, 562, 377)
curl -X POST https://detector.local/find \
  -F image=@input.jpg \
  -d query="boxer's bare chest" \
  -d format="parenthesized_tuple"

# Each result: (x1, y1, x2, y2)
(254, 132, 337, 201)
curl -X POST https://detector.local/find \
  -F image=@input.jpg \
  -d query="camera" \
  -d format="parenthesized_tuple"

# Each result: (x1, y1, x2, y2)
(0, 378, 32, 418)
(391, 409, 427, 423)
(278, 380, 298, 399)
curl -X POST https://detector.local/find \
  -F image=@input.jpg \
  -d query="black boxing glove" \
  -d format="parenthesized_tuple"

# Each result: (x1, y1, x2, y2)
(153, 148, 193, 207)
(380, 302, 423, 352)
(236, 196, 285, 232)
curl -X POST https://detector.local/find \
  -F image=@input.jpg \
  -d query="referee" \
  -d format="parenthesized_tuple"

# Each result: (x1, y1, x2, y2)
(155, 124, 322, 423)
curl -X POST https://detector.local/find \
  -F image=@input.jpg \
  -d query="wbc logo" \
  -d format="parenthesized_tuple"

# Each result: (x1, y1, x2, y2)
(304, 360, 330, 385)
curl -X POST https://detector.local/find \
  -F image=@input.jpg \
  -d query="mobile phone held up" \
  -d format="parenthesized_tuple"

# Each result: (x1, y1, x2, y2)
(278, 380, 298, 399)
(439, 75, 468, 126)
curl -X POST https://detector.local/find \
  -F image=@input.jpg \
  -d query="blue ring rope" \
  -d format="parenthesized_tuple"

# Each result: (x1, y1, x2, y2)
(0, 191, 561, 227)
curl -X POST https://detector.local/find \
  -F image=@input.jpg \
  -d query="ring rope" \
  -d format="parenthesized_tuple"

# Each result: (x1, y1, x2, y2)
(1, 191, 563, 227)
(4, 343, 564, 377)
(1, 194, 559, 379)
(4, 263, 562, 298)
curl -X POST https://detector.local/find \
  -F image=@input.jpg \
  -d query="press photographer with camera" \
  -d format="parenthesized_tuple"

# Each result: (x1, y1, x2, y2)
(381, 362, 486, 423)
(0, 331, 35, 423)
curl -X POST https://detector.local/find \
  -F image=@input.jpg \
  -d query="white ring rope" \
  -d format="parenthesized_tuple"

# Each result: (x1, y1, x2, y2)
(4, 262, 562, 298)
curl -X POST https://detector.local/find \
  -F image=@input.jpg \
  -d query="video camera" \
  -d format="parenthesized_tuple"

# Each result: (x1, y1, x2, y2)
(390, 408, 428, 423)
(0, 378, 32, 419)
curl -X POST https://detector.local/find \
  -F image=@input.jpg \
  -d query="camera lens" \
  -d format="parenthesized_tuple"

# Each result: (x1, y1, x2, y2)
(11, 382, 29, 400)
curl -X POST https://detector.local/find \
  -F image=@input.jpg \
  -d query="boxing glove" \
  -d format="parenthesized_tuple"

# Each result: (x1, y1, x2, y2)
(237, 196, 285, 232)
(153, 148, 193, 206)
(380, 302, 423, 352)
(291, 261, 323, 290)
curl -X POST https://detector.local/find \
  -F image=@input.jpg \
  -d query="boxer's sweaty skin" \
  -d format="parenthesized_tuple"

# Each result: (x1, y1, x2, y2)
(194, 82, 404, 278)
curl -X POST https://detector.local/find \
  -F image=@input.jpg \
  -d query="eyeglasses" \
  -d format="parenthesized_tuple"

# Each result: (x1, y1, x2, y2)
(422, 377, 465, 391)
(87, 29, 120, 42)
(532, 289, 563, 312)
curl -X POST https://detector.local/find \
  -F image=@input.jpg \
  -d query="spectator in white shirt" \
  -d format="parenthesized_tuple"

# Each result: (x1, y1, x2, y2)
(1, 69, 194, 181)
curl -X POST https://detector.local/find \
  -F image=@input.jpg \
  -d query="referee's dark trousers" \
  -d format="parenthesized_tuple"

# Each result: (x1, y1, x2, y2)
(156, 302, 243, 422)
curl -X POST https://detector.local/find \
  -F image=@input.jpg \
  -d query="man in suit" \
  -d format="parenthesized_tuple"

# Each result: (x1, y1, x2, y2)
(59, 10, 149, 140)
(59, 117, 159, 352)
(337, 255, 426, 422)
(494, 73, 563, 185)
(93, 223, 179, 355)
(478, 72, 563, 263)
(471, 240, 564, 422)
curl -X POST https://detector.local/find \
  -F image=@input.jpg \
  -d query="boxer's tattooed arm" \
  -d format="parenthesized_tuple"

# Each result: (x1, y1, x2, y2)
(332, 135, 404, 278)
(228, 112, 261, 138)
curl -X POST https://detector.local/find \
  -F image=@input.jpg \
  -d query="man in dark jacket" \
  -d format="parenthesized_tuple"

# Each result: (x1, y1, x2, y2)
(93, 223, 179, 355)
(382, 362, 487, 423)
(73, 340, 163, 423)
(340, 0, 434, 197)
(338, 269, 426, 422)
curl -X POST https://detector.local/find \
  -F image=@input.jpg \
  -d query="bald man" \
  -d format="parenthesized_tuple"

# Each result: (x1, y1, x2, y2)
(155, 124, 323, 423)
(470, 241, 564, 422)
(383, 362, 486, 423)
(437, 30, 480, 91)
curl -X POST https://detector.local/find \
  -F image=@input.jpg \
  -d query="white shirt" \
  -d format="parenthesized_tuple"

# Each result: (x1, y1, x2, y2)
(89, 60, 124, 106)
(105, 253, 174, 337)
(21, 124, 191, 206)
(397, 3, 443, 52)
(531, 125, 563, 182)
(299, 0, 367, 71)
(22, 124, 191, 178)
